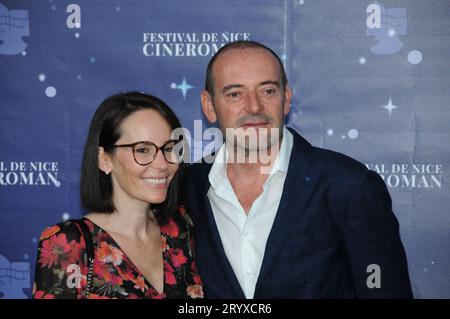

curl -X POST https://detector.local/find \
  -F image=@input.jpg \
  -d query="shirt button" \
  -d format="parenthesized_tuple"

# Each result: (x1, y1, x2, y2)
(247, 270, 253, 277)
(243, 231, 249, 236)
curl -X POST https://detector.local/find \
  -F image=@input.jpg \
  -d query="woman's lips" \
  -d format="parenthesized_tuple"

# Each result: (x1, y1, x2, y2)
(141, 177, 168, 189)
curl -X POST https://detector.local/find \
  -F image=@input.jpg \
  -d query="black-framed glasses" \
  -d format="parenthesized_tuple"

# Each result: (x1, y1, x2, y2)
(110, 140, 185, 165)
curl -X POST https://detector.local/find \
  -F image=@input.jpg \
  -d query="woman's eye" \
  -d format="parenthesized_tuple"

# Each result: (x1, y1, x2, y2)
(136, 148, 149, 153)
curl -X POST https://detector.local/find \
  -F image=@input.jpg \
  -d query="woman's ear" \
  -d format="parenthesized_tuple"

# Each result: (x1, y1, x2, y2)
(98, 146, 113, 175)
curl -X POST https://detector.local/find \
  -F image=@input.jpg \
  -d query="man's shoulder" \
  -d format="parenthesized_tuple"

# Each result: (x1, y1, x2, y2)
(184, 158, 213, 181)
(289, 129, 368, 175)
(309, 145, 367, 172)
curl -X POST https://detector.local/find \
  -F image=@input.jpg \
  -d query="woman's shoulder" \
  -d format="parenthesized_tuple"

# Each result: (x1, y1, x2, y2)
(160, 205, 194, 238)
(174, 205, 194, 227)
(38, 218, 89, 243)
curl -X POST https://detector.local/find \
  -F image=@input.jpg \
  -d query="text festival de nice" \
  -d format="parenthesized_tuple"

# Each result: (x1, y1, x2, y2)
(365, 163, 443, 189)
(0, 161, 61, 187)
(142, 32, 251, 57)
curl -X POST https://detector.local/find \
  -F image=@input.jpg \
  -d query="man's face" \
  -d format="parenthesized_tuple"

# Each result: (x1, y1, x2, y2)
(201, 47, 291, 153)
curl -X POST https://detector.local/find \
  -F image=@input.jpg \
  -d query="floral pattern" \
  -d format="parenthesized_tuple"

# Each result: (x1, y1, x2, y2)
(33, 206, 203, 299)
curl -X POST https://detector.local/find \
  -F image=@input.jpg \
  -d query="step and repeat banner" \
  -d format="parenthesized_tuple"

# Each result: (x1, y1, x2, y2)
(0, 0, 449, 298)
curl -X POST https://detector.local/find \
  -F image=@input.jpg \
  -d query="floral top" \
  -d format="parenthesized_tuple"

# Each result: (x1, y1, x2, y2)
(33, 206, 203, 299)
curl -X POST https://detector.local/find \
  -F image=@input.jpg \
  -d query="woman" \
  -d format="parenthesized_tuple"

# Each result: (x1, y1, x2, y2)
(33, 92, 202, 299)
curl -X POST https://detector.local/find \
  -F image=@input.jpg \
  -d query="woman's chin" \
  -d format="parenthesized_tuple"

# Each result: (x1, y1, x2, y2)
(143, 192, 168, 204)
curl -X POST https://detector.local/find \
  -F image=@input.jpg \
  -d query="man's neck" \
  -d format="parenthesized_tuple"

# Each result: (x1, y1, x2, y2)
(226, 141, 281, 182)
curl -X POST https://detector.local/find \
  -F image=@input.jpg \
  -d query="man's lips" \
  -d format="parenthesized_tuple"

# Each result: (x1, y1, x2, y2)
(240, 122, 269, 127)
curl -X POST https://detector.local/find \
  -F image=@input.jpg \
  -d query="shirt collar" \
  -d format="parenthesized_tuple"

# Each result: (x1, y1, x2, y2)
(208, 143, 228, 190)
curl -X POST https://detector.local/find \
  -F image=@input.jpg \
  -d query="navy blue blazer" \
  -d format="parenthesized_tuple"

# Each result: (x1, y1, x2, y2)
(184, 127, 413, 298)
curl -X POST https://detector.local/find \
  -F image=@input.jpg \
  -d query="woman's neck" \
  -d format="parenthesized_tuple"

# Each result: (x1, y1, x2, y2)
(87, 197, 158, 241)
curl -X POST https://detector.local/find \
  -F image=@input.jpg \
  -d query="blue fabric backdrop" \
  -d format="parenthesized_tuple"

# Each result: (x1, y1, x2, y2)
(0, 0, 449, 298)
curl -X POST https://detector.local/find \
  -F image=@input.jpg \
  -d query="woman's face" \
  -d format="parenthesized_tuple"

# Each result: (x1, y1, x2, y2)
(102, 109, 179, 206)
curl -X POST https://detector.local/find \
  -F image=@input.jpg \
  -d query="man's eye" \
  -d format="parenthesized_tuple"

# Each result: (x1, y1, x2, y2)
(265, 88, 276, 94)
(227, 92, 240, 98)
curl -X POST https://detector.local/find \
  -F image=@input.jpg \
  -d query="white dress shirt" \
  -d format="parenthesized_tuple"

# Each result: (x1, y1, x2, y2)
(207, 126, 294, 298)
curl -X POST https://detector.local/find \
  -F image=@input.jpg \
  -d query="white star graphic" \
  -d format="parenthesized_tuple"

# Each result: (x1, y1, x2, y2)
(382, 98, 398, 117)
(171, 77, 194, 99)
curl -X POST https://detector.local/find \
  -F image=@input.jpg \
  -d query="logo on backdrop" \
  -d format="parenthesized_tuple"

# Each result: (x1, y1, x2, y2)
(66, 4, 81, 29)
(142, 32, 251, 57)
(366, 2, 407, 55)
(366, 163, 443, 189)
(0, 254, 30, 299)
(0, 3, 29, 55)
(0, 161, 61, 187)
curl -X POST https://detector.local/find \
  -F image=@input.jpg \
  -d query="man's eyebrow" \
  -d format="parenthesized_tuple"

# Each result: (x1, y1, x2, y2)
(259, 80, 280, 87)
(222, 81, 280, 93)
(222, 84, 244, 93)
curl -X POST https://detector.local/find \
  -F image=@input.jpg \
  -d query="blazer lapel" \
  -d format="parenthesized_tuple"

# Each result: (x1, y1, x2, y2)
(255, 128, 321, 291)
(196, 163, 246, 298)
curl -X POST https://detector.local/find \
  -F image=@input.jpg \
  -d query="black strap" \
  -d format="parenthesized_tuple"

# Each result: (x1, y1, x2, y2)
(71, 218, 95, 298)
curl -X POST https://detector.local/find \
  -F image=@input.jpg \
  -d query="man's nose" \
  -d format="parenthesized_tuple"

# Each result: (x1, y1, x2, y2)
(246, 91, 264, 114)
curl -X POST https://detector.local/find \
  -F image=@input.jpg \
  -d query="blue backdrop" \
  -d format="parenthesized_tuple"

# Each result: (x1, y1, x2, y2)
(0, 0, 449, 299)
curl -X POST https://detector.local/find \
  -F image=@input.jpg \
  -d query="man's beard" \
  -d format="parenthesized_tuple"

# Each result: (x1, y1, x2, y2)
(212, 98, 286, 162)
(221, 116, 283, 165)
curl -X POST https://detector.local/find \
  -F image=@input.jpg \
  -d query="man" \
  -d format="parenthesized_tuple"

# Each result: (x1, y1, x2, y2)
(185, 40, 413, 298)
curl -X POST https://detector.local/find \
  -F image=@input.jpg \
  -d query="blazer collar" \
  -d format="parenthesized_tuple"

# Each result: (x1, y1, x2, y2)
(196, 127, 320, 298)
(255, 127, 321, 293)
(197, 167, 246, 297)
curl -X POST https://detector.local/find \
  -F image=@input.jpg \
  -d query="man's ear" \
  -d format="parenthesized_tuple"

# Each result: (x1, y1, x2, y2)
(283, 85, 292, 116)
(201, 90, 218, 123)
(98, 146, 113, 174)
